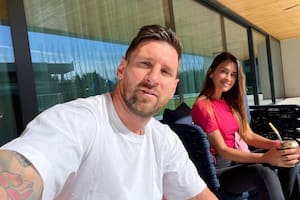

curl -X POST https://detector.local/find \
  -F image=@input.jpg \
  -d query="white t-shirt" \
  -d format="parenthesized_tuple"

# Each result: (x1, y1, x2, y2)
(2, 93, 206, 200)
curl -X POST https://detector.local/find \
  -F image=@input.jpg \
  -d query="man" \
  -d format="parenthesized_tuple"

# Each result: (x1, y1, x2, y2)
(0, 24, 217, 200)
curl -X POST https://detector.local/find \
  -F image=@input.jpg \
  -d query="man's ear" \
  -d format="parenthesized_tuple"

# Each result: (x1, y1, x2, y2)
(116, 57, 127, 80)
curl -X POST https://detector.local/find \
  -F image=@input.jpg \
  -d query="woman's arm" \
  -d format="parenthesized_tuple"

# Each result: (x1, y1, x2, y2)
(208, 130, 299, 167)
(242, 124, 277, 149)
(0, 150, 43, 200)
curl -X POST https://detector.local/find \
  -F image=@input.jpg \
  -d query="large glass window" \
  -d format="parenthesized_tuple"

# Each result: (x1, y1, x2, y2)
(17, 0, 281, 118)
(252, 31, 272, 105)
(270, 38, 284, 102)
(23, 0, 166, 112)
(224, 18, 254, 104)
(173, 0, 223, 107)
(0, 0, 19, 145)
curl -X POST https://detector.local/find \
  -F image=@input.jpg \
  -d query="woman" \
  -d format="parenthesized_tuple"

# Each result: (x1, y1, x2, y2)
(191, 52, 299, 200)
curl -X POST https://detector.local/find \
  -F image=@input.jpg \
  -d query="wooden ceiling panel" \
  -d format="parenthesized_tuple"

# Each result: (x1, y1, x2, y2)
(0, 0, 8, 20)
(217, 0, 300, 40)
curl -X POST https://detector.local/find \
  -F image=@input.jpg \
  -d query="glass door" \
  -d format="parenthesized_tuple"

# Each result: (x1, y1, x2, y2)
(0, 0, 18, 145)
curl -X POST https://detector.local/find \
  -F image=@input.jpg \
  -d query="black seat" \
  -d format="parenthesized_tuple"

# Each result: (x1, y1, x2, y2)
(168, 123, 221, 197)
(161, 103, 253, 199)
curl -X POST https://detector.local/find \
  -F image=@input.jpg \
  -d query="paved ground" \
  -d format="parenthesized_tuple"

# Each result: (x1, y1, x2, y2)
(277, 97, 300, 105)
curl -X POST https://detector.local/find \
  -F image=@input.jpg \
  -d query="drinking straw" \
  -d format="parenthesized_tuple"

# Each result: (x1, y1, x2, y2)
(268, 122, 283, 141)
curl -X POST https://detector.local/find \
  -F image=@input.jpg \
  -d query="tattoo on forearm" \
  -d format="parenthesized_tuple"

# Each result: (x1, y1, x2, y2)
(13, 152, 32, 167)
(0, 171, 34, 199)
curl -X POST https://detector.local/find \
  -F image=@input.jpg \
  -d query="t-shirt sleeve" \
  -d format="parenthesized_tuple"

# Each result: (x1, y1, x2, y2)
(191, 99, 218, 133)
(1, 102, 97, 200)
(163, 127, 206, 200)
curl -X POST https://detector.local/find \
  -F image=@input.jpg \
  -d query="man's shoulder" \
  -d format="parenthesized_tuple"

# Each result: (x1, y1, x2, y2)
(57, 93, 109, 111)
(67, 93, 108, 106)
(148, 119, 179, 143)
(36, 94, 110, 122)
(149, 118, 171, 131)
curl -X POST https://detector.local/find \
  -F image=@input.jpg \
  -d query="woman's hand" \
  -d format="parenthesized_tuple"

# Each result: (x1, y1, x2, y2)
(262, 147, 300, 167)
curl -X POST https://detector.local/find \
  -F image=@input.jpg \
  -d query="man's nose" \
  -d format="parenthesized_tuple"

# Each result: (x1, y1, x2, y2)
(145, 66, 160, 85)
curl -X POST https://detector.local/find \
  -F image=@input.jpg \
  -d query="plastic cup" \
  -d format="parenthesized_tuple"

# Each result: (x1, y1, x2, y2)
(279, 140, 299, 149)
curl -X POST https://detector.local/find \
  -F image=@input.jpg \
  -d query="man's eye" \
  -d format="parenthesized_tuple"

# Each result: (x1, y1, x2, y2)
(140, 61, 151, 67)
(161, 69, 172, 76)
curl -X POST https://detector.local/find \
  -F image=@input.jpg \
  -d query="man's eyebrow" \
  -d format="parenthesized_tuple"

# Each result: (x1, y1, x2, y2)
(134, 56, 178, 75)
(134, 56, 152, 61)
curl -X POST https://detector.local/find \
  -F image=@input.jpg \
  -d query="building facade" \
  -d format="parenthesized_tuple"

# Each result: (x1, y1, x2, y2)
(0, 0, 284, 145)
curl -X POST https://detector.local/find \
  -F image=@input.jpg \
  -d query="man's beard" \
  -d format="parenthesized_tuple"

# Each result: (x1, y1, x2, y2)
(122, 84, 161, 118)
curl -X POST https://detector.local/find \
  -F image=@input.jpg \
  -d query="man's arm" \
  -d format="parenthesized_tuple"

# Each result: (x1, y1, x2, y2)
(0, 150, 43, 200)
(191, 187, 218, 200)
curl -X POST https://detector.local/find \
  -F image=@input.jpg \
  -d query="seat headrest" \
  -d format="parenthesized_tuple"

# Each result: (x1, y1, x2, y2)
(162, 102, 192, 124)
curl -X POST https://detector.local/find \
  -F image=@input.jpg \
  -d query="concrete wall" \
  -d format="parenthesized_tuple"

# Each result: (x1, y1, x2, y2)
(256, 40, 284, 100)
(258, 43, 271, 99)
(271, 40, 285, 98)
(281, 37, 300, 97)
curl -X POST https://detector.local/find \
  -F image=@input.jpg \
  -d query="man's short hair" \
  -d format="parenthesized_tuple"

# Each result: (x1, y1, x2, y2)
(125, 24, 182, 61)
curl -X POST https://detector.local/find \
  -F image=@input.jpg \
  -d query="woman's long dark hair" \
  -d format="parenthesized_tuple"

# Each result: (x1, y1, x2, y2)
(198, 52, 248, 137)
